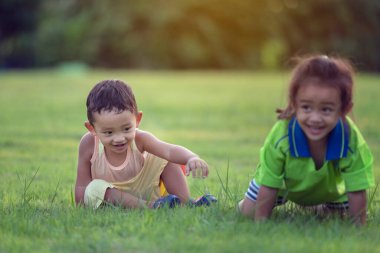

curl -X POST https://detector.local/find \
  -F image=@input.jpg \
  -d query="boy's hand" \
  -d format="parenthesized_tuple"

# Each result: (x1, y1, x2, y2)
(185, 157, 209, 178)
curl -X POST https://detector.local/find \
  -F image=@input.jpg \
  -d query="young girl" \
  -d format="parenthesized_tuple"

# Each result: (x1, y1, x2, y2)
(75, 79, 216, 209)
(238, 55, 375, 225)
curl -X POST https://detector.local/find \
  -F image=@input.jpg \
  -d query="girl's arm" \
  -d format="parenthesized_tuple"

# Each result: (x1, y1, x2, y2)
(135, 130, 208, 177)
(75, 133, 94, 205)
(347, 190, 367, 225)
(255, 185, 278, 221)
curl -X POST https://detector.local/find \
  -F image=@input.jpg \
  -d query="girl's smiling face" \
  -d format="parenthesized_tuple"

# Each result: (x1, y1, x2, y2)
(295, 82, 342, 145)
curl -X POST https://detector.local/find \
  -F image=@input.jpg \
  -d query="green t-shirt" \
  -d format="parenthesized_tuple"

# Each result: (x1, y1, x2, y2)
(255, 117, 374, 205)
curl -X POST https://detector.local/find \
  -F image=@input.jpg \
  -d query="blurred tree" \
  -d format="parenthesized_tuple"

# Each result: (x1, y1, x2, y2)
(157, 0, 272, 68)
(34, 0, 96, 66)
(276, 0, 380, 71)
(34, 0, 275, 69)
(1, 0, 379, 71)
(0, 0, 41, 68)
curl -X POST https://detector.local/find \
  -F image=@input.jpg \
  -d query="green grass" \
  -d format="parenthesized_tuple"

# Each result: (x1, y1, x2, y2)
(0, 69, 379, 253)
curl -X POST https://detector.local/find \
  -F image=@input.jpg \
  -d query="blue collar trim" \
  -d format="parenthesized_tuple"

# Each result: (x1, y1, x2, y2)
(288, 117, 349, 160)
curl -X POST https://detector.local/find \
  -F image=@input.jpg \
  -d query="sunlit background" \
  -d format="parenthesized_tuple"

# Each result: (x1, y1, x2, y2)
(1, 0, 379, 71)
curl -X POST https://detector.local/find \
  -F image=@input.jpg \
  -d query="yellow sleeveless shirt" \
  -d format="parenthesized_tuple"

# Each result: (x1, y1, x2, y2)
(90, 136, 168, 201)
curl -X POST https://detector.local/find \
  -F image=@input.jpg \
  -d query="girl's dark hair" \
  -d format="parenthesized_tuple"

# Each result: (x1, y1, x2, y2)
(277, 55, 354, 119)
(86, 79, 138, 124)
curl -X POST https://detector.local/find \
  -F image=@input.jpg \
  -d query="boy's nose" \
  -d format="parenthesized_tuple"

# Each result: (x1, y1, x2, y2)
(114, 134, 125, 142)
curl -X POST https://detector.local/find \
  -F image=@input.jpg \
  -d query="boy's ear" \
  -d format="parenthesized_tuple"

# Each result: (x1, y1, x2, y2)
(84, 121, 96, 135)
(136, 111, 143, 127)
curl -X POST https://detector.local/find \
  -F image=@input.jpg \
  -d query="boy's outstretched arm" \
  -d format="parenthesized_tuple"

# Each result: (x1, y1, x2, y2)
(348, 190, 367, 225)
(185, 157, 208, 178)
(135, 130, 209, 177)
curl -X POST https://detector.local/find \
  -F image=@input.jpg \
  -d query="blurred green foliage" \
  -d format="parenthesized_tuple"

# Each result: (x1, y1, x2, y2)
(1, 0, 379, 71)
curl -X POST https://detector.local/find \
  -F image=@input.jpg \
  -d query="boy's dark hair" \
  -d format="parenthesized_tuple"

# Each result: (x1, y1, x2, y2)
(86, 80, 138, 124)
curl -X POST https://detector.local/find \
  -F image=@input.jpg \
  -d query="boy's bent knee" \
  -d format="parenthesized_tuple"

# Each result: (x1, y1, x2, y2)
(84, 179, 114, 209)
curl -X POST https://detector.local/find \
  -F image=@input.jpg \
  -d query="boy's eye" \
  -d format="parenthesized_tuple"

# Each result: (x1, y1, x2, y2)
(124, 128, 130, 132)
(322, 107, 333, 113)
(103, 131, 112, 135)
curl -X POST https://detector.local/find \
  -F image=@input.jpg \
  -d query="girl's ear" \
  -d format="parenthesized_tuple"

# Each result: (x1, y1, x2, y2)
(84, 121, 96, 135)
(344, 102, 353, 115)
(136, 111, 143, 128)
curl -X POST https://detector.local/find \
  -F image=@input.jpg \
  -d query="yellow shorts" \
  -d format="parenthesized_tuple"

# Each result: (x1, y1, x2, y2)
(84, 179, 114, 209)
(84, 157, 186, 209)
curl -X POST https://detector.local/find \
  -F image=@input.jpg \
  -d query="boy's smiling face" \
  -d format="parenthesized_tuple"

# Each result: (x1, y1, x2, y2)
(87, 109, 142, 155)
(295, 82, 342, 146)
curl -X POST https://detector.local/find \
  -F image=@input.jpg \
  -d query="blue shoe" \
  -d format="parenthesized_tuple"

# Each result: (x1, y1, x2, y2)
(192, 194, 217, 206)
(153, 194, 181, 209)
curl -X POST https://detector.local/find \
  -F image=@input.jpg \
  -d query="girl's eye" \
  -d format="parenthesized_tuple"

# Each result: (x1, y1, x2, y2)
(301, 105, 311, 111)
(104, 131, 112, 135)
(124, 128, 130, 132)
(322, 107, 333, 113)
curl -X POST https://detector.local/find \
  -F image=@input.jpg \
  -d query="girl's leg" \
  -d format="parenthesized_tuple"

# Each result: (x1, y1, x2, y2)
(161, 162, 190, 203)
(324, 201, 349, 218)
(301, 202, 348, 218)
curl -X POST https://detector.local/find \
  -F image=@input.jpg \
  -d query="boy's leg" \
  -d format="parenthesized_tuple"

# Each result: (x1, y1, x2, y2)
(85, 179, 149, 209)
(160, 162, 190, 203)
(84, 179, 114, 209)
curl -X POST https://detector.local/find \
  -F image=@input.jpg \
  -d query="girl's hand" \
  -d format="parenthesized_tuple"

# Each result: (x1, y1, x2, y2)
(185, 157, 209, 178)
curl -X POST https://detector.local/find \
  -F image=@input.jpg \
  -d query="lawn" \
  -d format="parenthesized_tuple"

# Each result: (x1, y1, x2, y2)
(0, 69, 379, 253)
